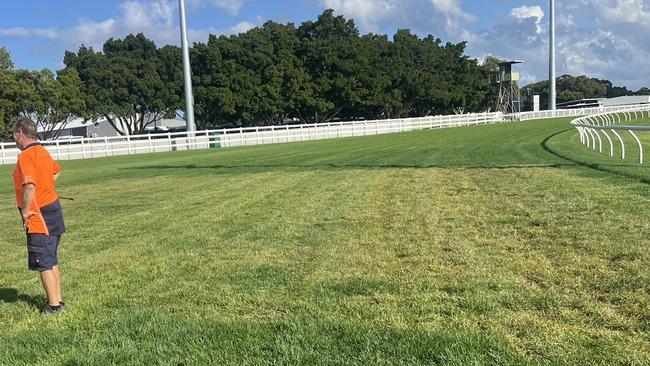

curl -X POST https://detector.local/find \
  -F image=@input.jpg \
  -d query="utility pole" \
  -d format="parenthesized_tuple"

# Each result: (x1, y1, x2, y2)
(179, 0, 197, 138)
(549, 0, 556, 110)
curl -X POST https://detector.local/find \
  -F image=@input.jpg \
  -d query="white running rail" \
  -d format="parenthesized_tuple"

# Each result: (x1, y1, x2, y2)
(1, 104, 649, 165)
(1, 112, 502, 165)
(570, 105, 650, 163)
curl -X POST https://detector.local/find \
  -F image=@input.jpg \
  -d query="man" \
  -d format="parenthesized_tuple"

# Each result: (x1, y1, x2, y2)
(12, 117, 66, 314)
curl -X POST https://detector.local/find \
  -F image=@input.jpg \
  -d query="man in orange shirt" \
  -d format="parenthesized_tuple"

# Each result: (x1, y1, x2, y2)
(12, 117, 66, 314)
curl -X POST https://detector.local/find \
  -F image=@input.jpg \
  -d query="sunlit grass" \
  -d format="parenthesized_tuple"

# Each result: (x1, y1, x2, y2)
(0, 118, 649, 365)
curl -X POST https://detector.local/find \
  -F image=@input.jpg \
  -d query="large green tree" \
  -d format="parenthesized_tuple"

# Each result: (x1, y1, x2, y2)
(64, 33, 181, 135)
(12, 68, 85, 140)
(0, 68, 45, 141)
(294, 10, 366, 123)
(0, 69, 22, 140)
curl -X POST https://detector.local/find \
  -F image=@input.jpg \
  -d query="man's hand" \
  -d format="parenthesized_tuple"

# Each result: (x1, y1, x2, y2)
(21, 210, 36, 230)
(21, 183, 37, 230)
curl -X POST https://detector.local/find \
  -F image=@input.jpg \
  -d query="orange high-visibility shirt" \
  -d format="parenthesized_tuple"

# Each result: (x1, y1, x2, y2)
(13, 143, 61, 234)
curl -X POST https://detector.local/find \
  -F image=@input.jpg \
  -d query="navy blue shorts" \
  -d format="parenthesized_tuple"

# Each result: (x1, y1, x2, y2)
(27, 234, 61, 272)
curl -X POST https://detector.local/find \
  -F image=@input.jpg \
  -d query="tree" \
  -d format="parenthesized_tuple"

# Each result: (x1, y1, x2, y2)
(635, 87, 650, 96)
(205, 11, 498, 123)
(0, 68, 38, 140)
(0, 68, 86, 140)
(294, 10, 366, 123)
(521, 74, 646, 109)
(64, 34, 181, 135)
(0, 46, 13, 70)
(0, 69, 20, 140)
(13, 68, 86, 140)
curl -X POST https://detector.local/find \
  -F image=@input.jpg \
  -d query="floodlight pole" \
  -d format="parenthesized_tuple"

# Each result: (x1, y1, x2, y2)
(179, 0, 197, 140)
(549, 0, 556, 110)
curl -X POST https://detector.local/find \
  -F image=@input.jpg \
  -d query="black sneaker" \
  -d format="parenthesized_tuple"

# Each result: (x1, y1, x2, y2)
(41, 304, 64, 315)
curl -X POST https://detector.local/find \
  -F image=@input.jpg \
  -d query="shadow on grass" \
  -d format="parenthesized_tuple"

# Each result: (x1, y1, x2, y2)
(119, 127, 647, 181)
(122, 163, 579, 173)
(540, 128, 650, 184)
(0, 288, 44, 309)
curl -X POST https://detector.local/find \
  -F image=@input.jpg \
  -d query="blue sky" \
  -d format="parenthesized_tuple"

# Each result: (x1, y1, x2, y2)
(1, 0, 649, 89)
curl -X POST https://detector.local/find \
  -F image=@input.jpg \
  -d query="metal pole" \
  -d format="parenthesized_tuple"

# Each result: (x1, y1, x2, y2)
(179, 0, 197, 142)
(549, 0, 556, 110)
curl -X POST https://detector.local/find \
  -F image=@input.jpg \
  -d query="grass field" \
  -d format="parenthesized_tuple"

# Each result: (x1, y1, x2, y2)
(1, 117, 649, 365)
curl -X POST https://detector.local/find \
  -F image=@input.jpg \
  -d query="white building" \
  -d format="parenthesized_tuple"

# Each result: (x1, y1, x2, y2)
(39, 116, 187, 140)
(558, 95, 650, 109)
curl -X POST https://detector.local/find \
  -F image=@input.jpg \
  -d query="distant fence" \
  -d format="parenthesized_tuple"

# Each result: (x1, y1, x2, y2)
(1, 112, 501, 165)
(1, 104, 649, 165)
(570, 105, 650, 163)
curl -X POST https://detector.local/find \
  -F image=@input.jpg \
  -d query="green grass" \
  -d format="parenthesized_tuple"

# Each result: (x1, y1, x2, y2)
(0, 118, 649, 365)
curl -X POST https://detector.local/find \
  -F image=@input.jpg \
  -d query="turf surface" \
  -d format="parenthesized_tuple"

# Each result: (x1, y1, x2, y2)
(1, 117, 649, 365)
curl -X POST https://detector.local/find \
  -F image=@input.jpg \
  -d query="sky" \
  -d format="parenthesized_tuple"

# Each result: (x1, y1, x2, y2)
(1, 0, 649, 90)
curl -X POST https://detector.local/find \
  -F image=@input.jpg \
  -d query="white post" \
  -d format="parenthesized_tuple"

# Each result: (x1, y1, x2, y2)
(611, 130, 625, 160)
(179, 0, 197, 147)
(628, 130, 644, 164)
(549, 0, 556, 110)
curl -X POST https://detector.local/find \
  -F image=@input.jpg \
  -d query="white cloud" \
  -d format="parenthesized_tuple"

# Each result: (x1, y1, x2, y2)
(33, 28, 62, 39)
(0, 0, 257, 52)
(0, 27, 34, 37)
(322, 0, 396, 32)
(592, 0, 650, 26)
(510, 5, 544, 34)
(63, 20, 117, 49)
(429, 0, 473, 21)
(180, 0, 246, 14)
(322, 0, 476, 37)
(210, 0, 245, 16)
(0, 27, 60, 39)
(229, 21, 256, 34)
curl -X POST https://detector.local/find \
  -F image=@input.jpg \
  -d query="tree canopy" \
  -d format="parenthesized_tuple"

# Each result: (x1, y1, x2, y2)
(188, 10, 497, 128)
(522, 74, 648, 110)
(0, 47, 13, 71)
(63, 33, 181, 135)
(0, 67, 86, 140)
(2, 10, 649, 140)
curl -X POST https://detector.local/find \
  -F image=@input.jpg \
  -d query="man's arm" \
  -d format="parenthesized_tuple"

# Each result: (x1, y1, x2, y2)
(21, 183, 37, 229)
(54, 172, 60, 181)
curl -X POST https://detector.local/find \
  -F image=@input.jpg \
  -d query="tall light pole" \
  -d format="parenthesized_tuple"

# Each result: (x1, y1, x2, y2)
(549, 0, 556, 110)
(179, 0, 196, 136)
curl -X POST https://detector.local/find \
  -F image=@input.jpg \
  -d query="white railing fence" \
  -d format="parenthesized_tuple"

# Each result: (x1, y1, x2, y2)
(570, 105, 650, 163)
(0, 104, 648, 165)
(515, 103, 650, 121)
(0, 112, 501, 165)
